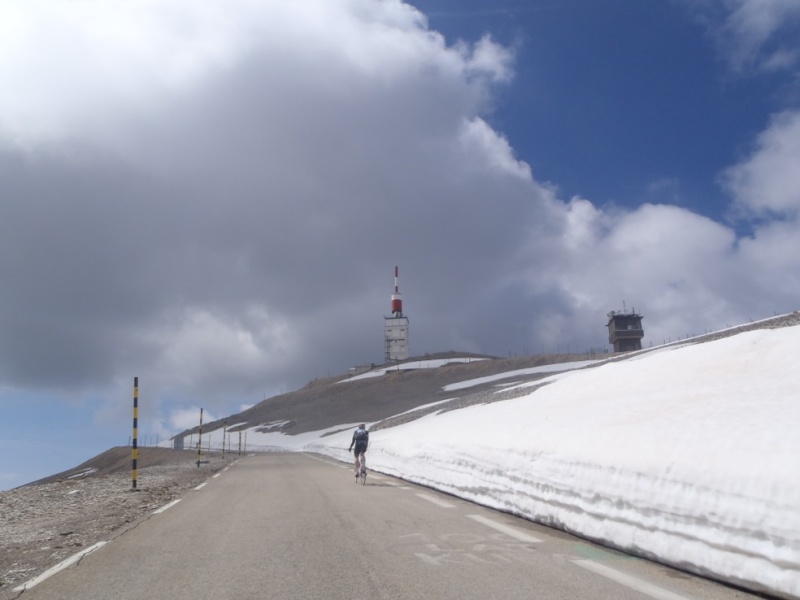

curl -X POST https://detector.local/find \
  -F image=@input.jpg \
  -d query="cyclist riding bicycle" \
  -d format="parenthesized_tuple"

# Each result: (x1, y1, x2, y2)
(348, 424, 369, 480)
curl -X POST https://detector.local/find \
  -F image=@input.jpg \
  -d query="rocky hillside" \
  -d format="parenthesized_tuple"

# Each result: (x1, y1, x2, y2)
(178, 351, 600, 440)
(177, 310, 800, 442)
(24, 447, 206, 486)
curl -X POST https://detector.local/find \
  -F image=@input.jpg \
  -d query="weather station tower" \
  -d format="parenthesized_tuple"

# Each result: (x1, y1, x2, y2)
(607, 306, 644, 353)
(384, 266, 409, 362)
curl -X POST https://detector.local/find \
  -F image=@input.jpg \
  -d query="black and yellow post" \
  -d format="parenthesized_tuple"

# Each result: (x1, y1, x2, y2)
(197, 408, 204, 468)
(222, 420, 227, 457)
(132, 377, 139, 490)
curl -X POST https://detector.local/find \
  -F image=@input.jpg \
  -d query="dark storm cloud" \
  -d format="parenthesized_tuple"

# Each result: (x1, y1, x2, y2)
(0, 1, 546, 403)
(1, 0, 799, 426)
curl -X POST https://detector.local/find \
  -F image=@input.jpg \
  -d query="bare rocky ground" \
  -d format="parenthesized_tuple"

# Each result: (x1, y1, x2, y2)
(0, 449, 236, 599)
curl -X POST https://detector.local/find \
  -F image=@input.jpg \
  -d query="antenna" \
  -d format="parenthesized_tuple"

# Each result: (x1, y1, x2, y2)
(385, 265, 409, 361)
(391, 266, 403, 317)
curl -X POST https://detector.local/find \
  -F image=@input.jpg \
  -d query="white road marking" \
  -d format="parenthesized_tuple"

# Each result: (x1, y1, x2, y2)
(573, 560, 696, 600)
(13, 542, 107, 592)
(212, 473, 221, 478)
(466, 515, 543, 543)
(194, 482, 208, 491)
(416, 493, 455, 508)
(153, 499, 181, 514)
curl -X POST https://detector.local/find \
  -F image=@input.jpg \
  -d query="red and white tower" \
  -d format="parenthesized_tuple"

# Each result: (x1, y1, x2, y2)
(384, 266, 409, 361)
(391, 266, 403, 316)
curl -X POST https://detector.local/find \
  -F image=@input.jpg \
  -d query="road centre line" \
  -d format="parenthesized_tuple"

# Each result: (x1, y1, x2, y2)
(573, 560, 696, 600)
(153, 499, 181, 514)
(466, 514, 543, 543)
(416, 493, 455, 508)
(212, 473, 221, 478)
(194, 482, 208, 491)
(13, 541, 107, 592)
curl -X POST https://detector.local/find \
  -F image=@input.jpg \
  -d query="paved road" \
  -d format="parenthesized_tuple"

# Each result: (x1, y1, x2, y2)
(16, 454, 763, 600)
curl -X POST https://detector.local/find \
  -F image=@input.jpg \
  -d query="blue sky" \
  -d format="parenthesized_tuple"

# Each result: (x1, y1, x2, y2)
(0, 395, 120, 488)
(416, 1, 791, 224)
(1, 0, 799, 490)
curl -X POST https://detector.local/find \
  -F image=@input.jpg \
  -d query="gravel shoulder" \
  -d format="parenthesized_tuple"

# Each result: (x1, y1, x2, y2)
(0, 449, 237, 598)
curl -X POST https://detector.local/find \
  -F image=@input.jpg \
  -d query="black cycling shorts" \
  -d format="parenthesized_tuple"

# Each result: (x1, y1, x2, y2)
(353, 442, 367, 456)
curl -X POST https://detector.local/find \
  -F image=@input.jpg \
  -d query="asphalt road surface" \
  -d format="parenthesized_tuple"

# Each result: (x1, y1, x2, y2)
(15, 454, 764, 600)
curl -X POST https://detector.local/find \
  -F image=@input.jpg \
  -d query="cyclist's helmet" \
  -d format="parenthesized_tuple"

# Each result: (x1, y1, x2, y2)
(359, 423, 365, 429)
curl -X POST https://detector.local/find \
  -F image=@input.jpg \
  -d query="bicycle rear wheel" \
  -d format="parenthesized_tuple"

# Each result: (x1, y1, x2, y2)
(358, 453, 367, 484)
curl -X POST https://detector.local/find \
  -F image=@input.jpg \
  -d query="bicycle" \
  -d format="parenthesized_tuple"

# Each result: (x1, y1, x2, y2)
(356, 451, 367, 485)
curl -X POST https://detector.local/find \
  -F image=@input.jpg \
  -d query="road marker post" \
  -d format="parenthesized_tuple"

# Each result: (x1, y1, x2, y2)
(222, 420, 227, 457)
(132, 377, 139, 490)
(197, 408, 204, 467)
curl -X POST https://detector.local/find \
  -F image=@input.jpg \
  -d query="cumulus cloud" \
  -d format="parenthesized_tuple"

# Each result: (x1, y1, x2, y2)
(167, 406, 219, 432)
(724, 110, 800, 220)
(512, 199, 742, 349)
(0, 0, 799, 429)
(723, 110, 800, 303)
(692, 0, 800, 73)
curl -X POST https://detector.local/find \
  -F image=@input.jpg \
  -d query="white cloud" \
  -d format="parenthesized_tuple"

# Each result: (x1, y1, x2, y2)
(457, 117, 532, 180)
(463, 34, 515, 83)
(0, 0, 512, 150)
(153, 307, 298, 392)
(737, 221, 800, 301)
(724, 110, 800, 220)
(167, 406, 218, 431)
(518, 200, 743, 348)
(699, 0, 800, 73)
(0, 0, 257, 144)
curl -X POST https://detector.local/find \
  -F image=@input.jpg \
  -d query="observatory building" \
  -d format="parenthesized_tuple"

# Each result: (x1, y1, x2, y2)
(384, 266, 409, 361)
(607, 308, 644, 353)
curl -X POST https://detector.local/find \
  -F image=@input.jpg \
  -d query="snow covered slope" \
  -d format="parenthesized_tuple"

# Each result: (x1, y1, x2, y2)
(238, 323, 800, 598)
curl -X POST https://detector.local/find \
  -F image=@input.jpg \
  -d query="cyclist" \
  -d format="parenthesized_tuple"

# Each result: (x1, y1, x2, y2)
(348, 423, 369, 480)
